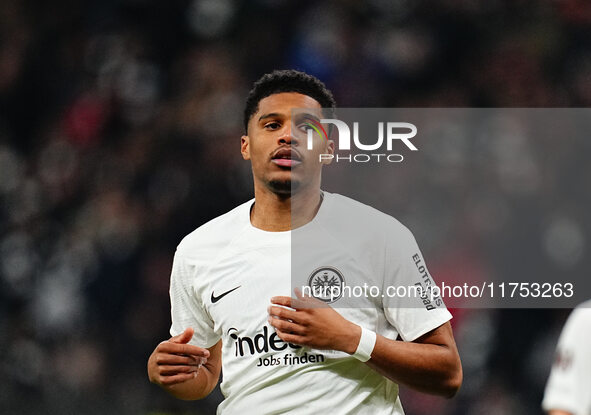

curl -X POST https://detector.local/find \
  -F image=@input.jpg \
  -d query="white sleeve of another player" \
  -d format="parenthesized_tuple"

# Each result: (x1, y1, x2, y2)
(542, 306, 591, 415)
(169, 251, 221, 348)
(382, 224, 452, 342)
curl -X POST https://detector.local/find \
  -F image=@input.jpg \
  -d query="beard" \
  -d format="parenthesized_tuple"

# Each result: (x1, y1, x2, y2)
(267, 178, 300, 195)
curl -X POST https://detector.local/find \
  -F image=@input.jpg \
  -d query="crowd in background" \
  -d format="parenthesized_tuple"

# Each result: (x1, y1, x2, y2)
(1, 0, 590, 413)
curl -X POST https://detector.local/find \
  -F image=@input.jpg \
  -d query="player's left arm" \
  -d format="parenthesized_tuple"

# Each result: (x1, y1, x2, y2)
(268, 291, 462, 398)
(365, 320, 462, 398)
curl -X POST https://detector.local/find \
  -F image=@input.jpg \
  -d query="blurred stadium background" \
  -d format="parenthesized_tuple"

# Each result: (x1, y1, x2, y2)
(1, 0, 590, 414)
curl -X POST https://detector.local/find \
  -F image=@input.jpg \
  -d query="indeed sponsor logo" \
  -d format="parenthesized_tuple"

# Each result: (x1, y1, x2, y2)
(228, 326, 301, 357)
(228, 326, 325, 367)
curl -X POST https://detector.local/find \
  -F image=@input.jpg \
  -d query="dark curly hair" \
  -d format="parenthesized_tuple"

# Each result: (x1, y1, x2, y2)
(243, 69, 336, 133)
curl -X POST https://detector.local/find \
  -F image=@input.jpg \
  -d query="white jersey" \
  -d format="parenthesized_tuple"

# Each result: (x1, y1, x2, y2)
(170, 191, 452, 415)
(543, 300, 591, 415)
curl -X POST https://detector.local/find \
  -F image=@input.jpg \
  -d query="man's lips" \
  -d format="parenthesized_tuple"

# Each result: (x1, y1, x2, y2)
(271, 148, 302, 167)
(272, 158, 301, 167)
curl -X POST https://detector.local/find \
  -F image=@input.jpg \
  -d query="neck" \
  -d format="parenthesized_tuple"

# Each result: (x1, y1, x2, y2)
(250, 186, 323, 231)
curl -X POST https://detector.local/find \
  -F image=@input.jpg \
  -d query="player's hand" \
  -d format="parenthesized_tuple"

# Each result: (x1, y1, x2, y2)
(147, 327, 210, 386)
(268, 288, 361, 354)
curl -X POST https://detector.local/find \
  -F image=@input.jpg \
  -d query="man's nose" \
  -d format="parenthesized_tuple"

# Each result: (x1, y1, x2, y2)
(278, 124, 298, 146)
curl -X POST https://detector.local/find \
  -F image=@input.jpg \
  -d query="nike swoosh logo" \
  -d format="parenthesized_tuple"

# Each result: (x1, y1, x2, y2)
(211, 286, 241, 303)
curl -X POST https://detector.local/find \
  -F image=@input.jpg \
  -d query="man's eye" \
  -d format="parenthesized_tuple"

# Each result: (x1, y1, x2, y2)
(265, 122, 280, 130)
(297, 123, 313, 132)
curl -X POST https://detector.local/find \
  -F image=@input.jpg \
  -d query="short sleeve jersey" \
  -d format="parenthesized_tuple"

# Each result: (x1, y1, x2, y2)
(170, 192, 452, 414)
(543, 301, 591, 415)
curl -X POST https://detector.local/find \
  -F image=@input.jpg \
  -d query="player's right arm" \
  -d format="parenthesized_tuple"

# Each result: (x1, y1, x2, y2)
(148, 327, 222, 400)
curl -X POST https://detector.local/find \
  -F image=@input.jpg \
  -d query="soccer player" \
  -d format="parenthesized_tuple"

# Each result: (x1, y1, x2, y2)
(147, 69, 462, 414)
(543, 300, 591, 415)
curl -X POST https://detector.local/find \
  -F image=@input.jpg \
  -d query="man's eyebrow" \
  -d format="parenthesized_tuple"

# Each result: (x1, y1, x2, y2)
(258, 113, 283, 122)
(299, 113, 321, 123)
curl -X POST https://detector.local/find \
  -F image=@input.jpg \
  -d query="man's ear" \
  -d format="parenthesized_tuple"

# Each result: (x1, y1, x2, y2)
(321, 139, 335, 165)
(241, 135, 250, 160)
